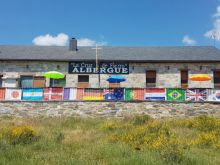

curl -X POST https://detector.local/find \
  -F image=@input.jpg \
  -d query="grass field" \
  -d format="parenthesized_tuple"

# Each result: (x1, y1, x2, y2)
(0, 115, 220, 165)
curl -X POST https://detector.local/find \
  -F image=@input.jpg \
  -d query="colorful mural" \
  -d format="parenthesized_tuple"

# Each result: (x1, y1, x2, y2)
(0, 87, 219, 102)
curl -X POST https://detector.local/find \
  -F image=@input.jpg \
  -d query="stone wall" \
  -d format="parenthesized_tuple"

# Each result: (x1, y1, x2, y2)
(0, 101, 220, 118)
(0, 61, 219, 88)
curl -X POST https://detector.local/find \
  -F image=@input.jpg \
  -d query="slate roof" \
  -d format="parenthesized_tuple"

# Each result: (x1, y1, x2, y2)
(0, 45, 220, 62)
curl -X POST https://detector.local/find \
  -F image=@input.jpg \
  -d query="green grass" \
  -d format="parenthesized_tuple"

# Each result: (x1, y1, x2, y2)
(0, 115, 220, 165)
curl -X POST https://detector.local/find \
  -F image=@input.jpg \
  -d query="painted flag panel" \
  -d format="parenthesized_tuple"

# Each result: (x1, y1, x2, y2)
(0, 88, 5, 100)
(83, 88, 104, 100)
(69, 88, 77, 100)
(76, 88, 84, 100)
(104, 88, 124, 100)
(207, 89, 220, 101)
(43, 87, 63, 100)
(5, 88, 22, 100)
(133, 88, 145, 100)
(125, 88, 145, 100)
(63, 88, 70, 100)
(125, 88, 133, 100)
(186, 89, 207, 102)
(22, 88, 43, 101)
(145, 88, 166, 100)
(63, 88, 77, 100)
(166, 88, 185, 101)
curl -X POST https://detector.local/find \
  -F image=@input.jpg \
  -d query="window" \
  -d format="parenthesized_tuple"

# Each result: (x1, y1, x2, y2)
(214, 71, 220, 88)
(0, 75, 3, 87)
(20, 76, 46, 88)
(146, 70, 156, 87)
(33, 76, 45, 88)
(50, 76, 66, 87)
(78, 75, 89, 82)
(181, 70, 188, 89)
(78, 75, 89, 88)
(20, 76, 33, 88)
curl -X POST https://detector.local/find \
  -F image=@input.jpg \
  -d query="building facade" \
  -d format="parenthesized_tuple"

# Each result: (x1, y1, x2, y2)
(0, 38, 220, 89)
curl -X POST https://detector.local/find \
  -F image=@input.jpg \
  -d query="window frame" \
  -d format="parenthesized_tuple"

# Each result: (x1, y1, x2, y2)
(214, 70, 220, 88)
(78, 75, 89, 83)
(146, 70, 156, 88)
(50, 76, 66, 87)
(0, 75, 3, 87)
(180, 70, 188, 89)
(20, 75, 34, 88)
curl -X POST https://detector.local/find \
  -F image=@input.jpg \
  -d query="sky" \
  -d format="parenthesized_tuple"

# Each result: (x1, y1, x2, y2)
(1, 0, 220, 47)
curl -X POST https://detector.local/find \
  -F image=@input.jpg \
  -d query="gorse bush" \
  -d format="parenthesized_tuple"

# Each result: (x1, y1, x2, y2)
(1, 125, 39, 145)
(185, 115, 220, 132)
(108, 116, 220, 164)
(191, 131, 218, 147)
(109, 119, 186, 163)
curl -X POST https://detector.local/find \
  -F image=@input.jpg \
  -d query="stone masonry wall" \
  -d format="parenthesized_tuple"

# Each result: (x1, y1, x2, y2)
(0, 61, 219, 88)
(0, 101, 220, 118)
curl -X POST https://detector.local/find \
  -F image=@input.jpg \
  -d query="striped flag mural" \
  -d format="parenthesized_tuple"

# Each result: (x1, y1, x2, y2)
(22, 88, 43, 101)
(43, 88, 63, 100)
(166, 88, 185, 101)
(0, 88, 5, 100)
(186, 89, 207, 102)
(207, 89, 220, 101)
(104, 88, 124, 100)
(63, 88, 77, 100)
(76, 88, 84, 100)
(83, 88, 104, 100)
(125, 88, 145, 100)
(145, 88, 166, 100)
(5, 88, 22, 100)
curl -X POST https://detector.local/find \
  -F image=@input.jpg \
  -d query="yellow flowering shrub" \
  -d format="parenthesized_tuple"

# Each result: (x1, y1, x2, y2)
(186, 116, 220, 132)
(191, 131, 218, 147)
(3, 125, 39, 145)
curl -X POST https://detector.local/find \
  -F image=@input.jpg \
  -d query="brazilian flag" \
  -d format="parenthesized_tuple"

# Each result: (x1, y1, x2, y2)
(125, 88, 133, 100)
(166, 88, 185, 101)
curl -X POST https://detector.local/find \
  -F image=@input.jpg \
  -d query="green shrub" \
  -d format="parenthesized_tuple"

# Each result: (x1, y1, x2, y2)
(159, 141, 184, 164)
(132, 115, 152, 125)
(102, 121, 119, 131)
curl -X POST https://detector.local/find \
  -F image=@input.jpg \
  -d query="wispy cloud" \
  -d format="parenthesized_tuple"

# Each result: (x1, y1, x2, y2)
(204, 5, 220, 41)
(182, 35, 197, 45)
(78, 38, 107, 46)
(33, 33, 107, 46)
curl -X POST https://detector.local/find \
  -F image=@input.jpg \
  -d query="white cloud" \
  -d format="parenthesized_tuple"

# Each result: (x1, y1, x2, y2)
(32, 33, 69, 46)
(213, 6, 220, 17)
(204, 19, 220, 40)
(205, 5, 220, 41)
(32, 33, 107, 46)
(78, 38, 107, 46)
(182, 35, 197, 45)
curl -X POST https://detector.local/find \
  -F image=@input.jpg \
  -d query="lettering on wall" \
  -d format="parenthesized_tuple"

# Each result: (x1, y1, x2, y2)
(68, 61, 129, 74)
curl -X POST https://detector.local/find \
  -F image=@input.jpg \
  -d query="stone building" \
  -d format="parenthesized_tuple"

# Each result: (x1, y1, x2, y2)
(0, 38, 220, 89)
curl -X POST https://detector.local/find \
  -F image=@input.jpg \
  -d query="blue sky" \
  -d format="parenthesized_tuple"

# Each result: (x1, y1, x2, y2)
(0, 0, 220, 46)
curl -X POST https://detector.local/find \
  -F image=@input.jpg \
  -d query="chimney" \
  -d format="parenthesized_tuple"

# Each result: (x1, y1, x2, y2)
(69, 38, 77, 51)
